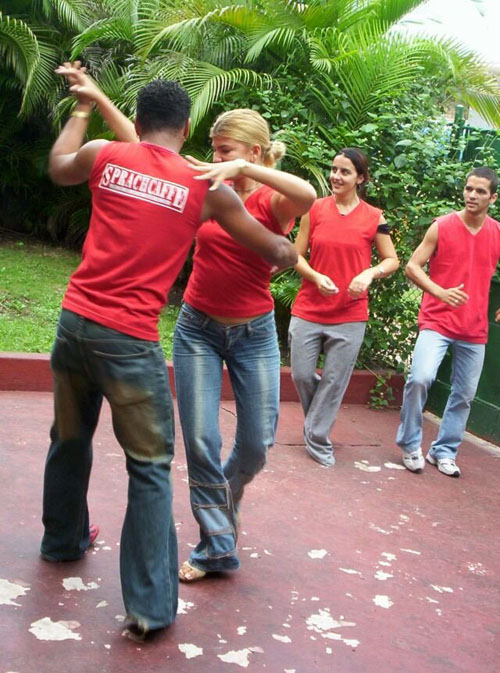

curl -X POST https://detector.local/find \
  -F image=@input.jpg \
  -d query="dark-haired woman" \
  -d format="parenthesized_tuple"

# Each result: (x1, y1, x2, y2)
(289, 148, 399, 467)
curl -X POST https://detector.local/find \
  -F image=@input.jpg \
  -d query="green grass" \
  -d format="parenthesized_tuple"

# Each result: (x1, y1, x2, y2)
(0, 240, 179, 357)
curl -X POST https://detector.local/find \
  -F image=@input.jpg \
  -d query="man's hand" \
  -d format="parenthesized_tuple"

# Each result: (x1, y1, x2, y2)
(347, 269, 374, 299)
(186, 156, 246, 190)
(315, 273, 339, 296)
(495, 308, 500, 322)
(55, 61, 102, 106)
(437, 283, 469, 307)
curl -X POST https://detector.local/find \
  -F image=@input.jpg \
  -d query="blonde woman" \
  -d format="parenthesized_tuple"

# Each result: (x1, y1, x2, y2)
(173, 109, 316, 582)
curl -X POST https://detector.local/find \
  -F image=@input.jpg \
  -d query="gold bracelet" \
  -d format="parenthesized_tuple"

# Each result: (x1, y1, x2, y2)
(71, 109, 91, 119)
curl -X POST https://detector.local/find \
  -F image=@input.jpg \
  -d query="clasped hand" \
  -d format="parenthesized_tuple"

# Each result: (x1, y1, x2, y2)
(347, 269, 374, 299)
(55, 61, 101, 105)
(315, 273, 339, 296)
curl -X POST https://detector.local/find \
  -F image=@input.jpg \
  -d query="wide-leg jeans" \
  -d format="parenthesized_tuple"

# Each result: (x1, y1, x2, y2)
(173, 303, 280, 573)
(41, 309, 178, 630)
(396, 329, 485, 459)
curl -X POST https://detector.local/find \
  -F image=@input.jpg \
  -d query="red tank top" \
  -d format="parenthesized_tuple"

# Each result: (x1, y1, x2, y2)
(418, 212, 500, 343)
(292, 196, 382, 323)
(62, 141, 209, 340)
(184, 185, 292, 317)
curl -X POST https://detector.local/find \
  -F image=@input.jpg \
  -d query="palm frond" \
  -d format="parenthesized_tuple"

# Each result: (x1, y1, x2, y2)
(0, 13, 40, 84)
(40, 0, 92, 32)
(70, 17, 135, 58)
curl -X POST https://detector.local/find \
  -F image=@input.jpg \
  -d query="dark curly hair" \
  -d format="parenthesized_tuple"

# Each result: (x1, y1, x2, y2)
(136, 80, 191, 133)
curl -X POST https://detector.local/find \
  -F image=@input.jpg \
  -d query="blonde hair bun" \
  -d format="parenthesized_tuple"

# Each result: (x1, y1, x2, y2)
(210, 109, 287, 168)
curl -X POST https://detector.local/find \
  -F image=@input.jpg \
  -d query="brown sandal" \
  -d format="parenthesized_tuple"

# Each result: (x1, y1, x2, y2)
(179, 560, 207, 583)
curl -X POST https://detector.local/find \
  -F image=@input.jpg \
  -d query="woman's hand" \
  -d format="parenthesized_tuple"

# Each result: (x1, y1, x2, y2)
(315, 273, 339, 296)
(185, 156, 246, 190)
(55, 61, 102, 106)
(347, 269, 374, 299)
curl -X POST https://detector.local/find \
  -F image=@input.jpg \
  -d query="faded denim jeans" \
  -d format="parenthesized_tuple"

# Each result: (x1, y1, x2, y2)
(397, 329, 485, 460)
(173, 303, 280, 573)
(41, 309, 178, 630)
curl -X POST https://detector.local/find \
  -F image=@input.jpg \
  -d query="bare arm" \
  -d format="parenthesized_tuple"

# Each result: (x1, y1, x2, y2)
(293, 214, 338, 296)
(496, 308, 500, 322)
(406, 221, 468, 307)
(186, 156, 316, 232)
(48, 115, 107, 185)
(56, 62, 138, 142)
(201, 184, 298, 268)
(347, 217, 400, 298)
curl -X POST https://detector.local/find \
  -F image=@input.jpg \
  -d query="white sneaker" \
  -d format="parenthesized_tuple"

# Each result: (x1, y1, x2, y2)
(402, 448, 425, 473)
(426, 452, 461, 477)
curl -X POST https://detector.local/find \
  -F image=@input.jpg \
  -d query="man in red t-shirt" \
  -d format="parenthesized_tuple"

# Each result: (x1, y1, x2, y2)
(40, 71, 296, 637)
(397, 167, 500, 478)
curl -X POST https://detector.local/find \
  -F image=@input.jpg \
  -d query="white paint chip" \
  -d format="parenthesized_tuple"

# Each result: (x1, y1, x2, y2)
(373, 595, 393, 609)
(400, 548, 421, 555)
(381, 553, 397, 561)
(96, 600, 108, 608)
(383, 462, 405, 470)
(237, 626, 247, 635)
(369, 524, 392, 535)
(306, 608, 356, 632)
(0, 579, 30, 606)
(272, 634, 292, 643)
(375, 570, 394, 581)
(29, 617, 81, 641)
(467, 563, 487, 575)
(343, 639, 360, 648)
(62, 577, 99, 592)
(339, 568, 362, 576)
(354, 461, 381, 472)
(431, 585, 453, 594)
(179, 643, 203, 659)
(177, 598, 195, 614)
(217, 647, 263, 668)
(308, 549, 328, 559)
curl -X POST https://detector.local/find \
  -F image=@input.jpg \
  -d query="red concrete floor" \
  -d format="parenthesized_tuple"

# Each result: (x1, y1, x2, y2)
(1, 391, 499, 673)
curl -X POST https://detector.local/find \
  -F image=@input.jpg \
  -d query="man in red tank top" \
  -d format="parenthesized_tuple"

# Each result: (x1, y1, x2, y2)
(396, 167, 500, 478)
(40, 67, 296, 637)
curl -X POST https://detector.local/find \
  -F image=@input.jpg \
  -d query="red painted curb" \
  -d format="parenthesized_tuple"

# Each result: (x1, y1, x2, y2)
(0, 352, 404, 405)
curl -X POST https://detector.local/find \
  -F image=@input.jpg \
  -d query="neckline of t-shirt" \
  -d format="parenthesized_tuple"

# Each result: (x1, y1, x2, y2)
(139, 141, 178, 156)
(331, 195, 362, 217)
(454, 211, 490, 237)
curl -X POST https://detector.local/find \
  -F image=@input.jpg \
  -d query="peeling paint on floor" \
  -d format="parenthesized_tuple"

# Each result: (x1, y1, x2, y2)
(177, 598, 195, 614)
(372, 595, 394, 609)
(0, 578, 30, 606)
(217, 647, 263, 668)
(383, 462, 405, 470)
(178, 643, 203, 659)
(431, 585, 453, 594)
(308, 549, 328, 559)
(273, 634, 292, 643)
(62, 577, 99, 592)
(29, 617, 81, 641)
(354, 461, 381, 472)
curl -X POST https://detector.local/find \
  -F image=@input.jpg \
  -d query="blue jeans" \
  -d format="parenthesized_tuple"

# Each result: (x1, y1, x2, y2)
(173, 303, 280, 572)
(396, 329, 485, 459)
(41, 309, 178, 630)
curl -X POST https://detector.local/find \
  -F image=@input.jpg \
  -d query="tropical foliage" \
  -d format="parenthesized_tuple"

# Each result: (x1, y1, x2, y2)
(1, 0, 499, 369)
